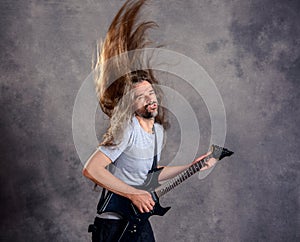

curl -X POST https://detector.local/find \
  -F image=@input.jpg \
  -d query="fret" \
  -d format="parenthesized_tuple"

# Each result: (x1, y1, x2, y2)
(155, 157, 208, 198)
(156, 190, 161, 197)
(187, 168, 192, 176)
(186, 170, 189, 178)
(174, 178, 178, 186)
(166, 184, 170, 192)
(190, 165, 194, 173)
(190, 167, 195, 174)
(199, 162, 202, 170)
(172, 182, 176, 189)
(192, 164, 197, 173)
(179, 174, 184, 183)
(186, 171, 190, 178)
(184, 171, 189, 180)
(189, 166, 195, 175)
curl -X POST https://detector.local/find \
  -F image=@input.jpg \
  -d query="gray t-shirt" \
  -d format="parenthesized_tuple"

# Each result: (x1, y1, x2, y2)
(99, 116, 164, 186)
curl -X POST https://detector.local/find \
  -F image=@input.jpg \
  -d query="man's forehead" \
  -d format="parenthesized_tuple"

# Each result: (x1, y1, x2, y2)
(133, 81, 153, 93)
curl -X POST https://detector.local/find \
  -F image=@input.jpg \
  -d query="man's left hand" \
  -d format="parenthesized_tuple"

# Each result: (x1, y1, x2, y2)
(191, 152, 218, 170)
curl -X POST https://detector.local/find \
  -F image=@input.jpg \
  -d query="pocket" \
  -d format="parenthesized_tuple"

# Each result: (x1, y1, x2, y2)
(93, 217, 128, 242)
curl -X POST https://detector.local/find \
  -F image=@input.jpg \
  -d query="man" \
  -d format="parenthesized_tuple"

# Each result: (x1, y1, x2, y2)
(83, 1, 217, 241)
(83, 74, 217, 241)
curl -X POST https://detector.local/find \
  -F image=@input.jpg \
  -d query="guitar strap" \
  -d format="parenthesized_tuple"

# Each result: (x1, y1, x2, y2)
(149, 125, 158, 172)
(97, 124, 158, 212)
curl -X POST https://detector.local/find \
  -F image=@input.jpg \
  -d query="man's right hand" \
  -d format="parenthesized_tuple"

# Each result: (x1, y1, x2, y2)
(84, 150, 156, 214)
(128, 189, 155, 213)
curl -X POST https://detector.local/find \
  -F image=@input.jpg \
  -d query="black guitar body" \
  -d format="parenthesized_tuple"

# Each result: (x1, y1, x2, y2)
(97, 167, 171, 241)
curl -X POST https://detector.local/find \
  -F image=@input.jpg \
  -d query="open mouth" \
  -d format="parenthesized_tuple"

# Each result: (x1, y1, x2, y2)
(149, 103, 157, 109)
(145, 101, 158, 111)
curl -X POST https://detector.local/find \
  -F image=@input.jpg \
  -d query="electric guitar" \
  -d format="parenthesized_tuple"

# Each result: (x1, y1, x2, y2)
(97, 144, 234, 241)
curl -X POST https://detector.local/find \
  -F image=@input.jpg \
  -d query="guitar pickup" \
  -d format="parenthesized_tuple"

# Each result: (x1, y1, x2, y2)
(150, 191, 159, 203)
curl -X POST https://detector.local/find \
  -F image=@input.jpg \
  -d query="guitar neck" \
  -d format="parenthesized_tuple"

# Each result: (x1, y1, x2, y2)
(154, 154, 212, 198)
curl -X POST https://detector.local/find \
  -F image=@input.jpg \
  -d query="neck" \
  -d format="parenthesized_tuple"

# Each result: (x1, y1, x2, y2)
(135, 115, 155, 134)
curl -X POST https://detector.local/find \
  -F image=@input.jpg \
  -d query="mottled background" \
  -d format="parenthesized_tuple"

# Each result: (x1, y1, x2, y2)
(1, 0, 299, 241)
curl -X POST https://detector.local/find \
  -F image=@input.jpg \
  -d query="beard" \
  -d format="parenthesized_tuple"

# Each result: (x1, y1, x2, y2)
(135, 101, 158, 119)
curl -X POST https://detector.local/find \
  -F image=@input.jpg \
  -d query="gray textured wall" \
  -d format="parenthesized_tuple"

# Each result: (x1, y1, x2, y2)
(1, 0, 299, 241)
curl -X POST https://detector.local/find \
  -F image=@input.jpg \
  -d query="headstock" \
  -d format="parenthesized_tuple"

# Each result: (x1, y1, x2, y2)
(210, 144, 234, 161)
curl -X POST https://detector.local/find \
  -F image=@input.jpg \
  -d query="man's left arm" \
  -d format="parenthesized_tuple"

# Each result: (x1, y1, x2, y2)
(158, 153, 217, 182)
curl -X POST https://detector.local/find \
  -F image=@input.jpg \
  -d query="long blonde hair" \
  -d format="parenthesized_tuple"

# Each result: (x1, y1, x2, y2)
(93, 0, 168, 146)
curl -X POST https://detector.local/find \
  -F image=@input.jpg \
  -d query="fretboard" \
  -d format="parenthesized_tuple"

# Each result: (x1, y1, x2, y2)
(154, 155, 212, 198)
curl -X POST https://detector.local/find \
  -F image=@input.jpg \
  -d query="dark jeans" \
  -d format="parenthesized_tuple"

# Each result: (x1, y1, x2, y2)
(89, 217, 155, 242)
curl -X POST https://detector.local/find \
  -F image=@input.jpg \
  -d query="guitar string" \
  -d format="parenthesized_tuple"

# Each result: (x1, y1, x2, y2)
(156, 154, 213, 197)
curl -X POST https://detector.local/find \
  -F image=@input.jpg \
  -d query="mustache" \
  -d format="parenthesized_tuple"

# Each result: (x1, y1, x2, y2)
(144, 101, 157, 109)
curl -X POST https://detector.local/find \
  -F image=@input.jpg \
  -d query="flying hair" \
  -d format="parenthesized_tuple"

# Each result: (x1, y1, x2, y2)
(93, 0, 168, 146)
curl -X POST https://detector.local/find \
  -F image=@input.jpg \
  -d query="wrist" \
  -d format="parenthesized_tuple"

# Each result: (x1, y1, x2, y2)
(124, 187, 139, 200)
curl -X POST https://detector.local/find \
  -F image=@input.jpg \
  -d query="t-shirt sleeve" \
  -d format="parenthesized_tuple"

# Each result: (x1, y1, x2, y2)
(98, 125, 133, 163)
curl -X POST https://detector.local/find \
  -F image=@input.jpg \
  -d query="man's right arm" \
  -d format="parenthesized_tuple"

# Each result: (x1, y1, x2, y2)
(82, 149, 155, 213)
